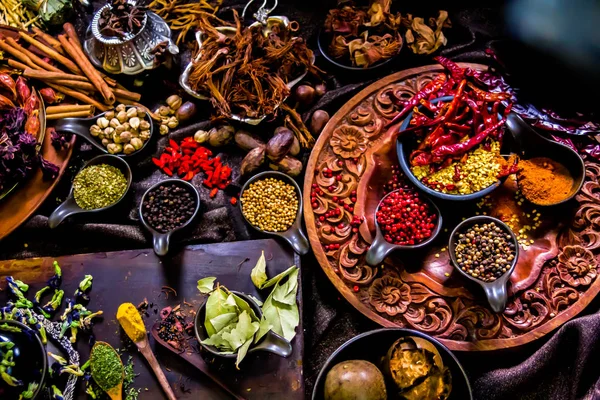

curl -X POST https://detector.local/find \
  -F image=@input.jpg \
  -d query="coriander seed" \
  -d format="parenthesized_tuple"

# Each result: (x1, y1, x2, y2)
(241, 178, 298, 232)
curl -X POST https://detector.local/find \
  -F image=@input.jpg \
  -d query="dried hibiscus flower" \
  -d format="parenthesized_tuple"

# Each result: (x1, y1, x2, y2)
(404, 10, 451, 55)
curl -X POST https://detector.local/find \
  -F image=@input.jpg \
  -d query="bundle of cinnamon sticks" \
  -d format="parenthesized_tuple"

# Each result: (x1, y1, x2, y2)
(0, 23, 142, 114)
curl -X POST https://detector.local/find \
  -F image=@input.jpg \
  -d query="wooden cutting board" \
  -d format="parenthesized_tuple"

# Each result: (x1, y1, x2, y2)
(0, 239, 304, 399)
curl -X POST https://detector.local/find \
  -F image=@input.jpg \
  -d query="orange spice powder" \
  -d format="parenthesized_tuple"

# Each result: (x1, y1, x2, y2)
(517, 157, 574, 205)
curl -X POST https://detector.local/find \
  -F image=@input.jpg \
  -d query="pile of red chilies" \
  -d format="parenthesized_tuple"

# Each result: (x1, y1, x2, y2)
(387, 57, 513, 170)
(152, 137, 232, 198)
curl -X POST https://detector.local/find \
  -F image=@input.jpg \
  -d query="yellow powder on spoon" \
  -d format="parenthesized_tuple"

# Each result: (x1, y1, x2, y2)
(117, 303, 146, 343)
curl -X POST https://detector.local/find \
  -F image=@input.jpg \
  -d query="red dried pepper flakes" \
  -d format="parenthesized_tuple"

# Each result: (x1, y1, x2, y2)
(154, 137, 232, 195)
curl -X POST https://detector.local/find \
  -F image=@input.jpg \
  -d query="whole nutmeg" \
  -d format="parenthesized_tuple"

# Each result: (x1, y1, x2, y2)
(315, 83, 327, 97)
(129, 117, 140, 130)
(175, 101, 197, 122)
(157, 105, 171, 117)
(90, 124, 101, 137)
(97, 117, 109, 129)
(123, 143, 135, 155)
(295, 85, 316, 105)
(194, 130, 209, 144)
(105, 110, 115, 120)
(234, 130, 265, 151)
(140, 120, 150, 131)
(271, 155, 303, 177)
(115, 104, 126, 113)
(101, 138, 110, 147)
(107, 143, 122, 154)
(310, 110, 330, 135)
(167, 116, 179, 129)
(130, 137, 143, 150)
(266, 127, 294, 161)
(140, 130, 151, 140)
(209, 125, 234, 147)
(289, 135, 300, 156)
(126, 107, 137, 119)
(159, 124, 169, 135)
(117, 111, 128, 123)
(240, 146, 266, 175)
(110, 118, 120, 128)
(166, 95, 182, 111)
(120, 131, 132, 143)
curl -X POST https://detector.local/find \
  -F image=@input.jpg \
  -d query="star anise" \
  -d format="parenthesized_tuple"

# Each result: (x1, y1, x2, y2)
(99, 0, 147, 39)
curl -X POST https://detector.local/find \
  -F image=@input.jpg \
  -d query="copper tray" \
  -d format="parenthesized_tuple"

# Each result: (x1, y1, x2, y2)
(303, 63, 600, 351)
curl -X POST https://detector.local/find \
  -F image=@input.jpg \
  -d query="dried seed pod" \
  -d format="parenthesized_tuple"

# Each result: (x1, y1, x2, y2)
(39, 87, 63, 104)
(126, 107, 137, 119)
(234, 130, 265, 151)
(310, 110, 330, 135)
(209, 125, 234, 147)
(120, 131, 132, 143)
(175, 101, 197, 122)
(110, 118, 120, 128)
(295, 85, 315, 105)
(123, 143, 136, 155)
(24, 111, 40, 136)
(140, 120, 150, 131)
(107, 143, 123, 154)
(0, 73, 16, 99)
(101, 138, 110, 146)
(15, 77, 30, 106)
(289, 135, 300, 156)
(271, 156, 303, 177)
(104, 127, 115, 136)
(241, 146, 266, 175)
(157, 105, 171, 116)
(194, 130, 209, 144)
(167, 116, 179, 129)
(90, 125, 102, 137)
(166, 94, 182, 110)
(22, 92, 39, 115)
(266, 127, 294, 161)
(140, 130, 151, 140)
(112, 132, 122, 144)
(97, 117, 109, 129)
(115, 125, 126, 134)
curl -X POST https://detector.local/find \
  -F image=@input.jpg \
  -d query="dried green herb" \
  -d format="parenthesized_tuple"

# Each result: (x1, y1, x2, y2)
(73, 164, 127, 210)
(90, 343, 123, 391)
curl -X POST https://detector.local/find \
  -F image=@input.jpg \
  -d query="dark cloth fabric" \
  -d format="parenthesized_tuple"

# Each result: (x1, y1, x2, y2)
(1, 1, 599, 399)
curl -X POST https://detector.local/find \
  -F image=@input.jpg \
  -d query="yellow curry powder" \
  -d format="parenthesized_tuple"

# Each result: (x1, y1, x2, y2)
(117, 303, 146, 343)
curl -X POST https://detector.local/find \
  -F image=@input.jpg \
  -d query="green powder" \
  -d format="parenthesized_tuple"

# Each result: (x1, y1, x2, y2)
(90, 343, 123, 390)
(73, 164, 127, 210)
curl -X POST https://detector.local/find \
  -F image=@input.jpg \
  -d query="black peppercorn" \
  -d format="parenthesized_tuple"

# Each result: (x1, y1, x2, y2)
(142, 183, 196, 233)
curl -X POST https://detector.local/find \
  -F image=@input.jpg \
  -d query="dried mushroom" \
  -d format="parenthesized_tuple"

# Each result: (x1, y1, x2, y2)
(383, 336, 452, 400)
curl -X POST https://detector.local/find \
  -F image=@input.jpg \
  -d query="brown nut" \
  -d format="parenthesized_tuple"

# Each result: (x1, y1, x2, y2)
(104, 110, 115, 120)
(175, 101, 197, 122)
(157, 105, 171, 116)
(166, 94, 182, 111)
(209, 125, 234, 147)
(289, 135, 300, 156)
(315, 83, 327, 97)
(97, 117, 109, 129)
(270, 156, 303, 177)
(101, 138, 110, 147)
(240, 146, 266, 175)
(266, 127, 294, 161)
(167, 116, 179, 129)
(310, 110, 330, 135)
(107, 143, 123, 154)
(129, 117, 140, 130)
(139, 120, 150, 131)
(194, 130, 209, 144)
(120, 131, 132, 143)
(110, 117, 120, 128)
(234, 130, 265, 151)
(116, 110, 128, 123)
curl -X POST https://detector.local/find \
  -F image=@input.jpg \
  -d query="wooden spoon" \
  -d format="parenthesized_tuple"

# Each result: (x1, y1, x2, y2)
(117, 303, 177, 400)
(90, 341, 124, 400)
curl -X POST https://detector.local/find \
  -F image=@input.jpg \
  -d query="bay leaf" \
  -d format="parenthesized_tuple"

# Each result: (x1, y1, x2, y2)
(197, 277, 217, 294)
(236, 338, 254, 369)
(209, 312, 238, 333)
(260, 265, 297, 289)
(204, 288, 238, 337)
(250, 251, 267, 288)
(257, 267, 300, 342)
(222, 311, 260, 351)
(232, 293, 260, 322)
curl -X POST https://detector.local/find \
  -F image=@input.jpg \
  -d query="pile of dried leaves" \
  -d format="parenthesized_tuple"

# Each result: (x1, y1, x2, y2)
(187, 11, 322, 120)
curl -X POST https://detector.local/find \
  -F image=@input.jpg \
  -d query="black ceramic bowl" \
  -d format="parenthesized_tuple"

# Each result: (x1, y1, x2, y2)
(48, 154, 132, 228)
(0, 320, 47, 400)
(397, 96, 504, 202)
(312, 328, 472, 400)
(139, 178, 201, 256)
(448, 216, 519, 313)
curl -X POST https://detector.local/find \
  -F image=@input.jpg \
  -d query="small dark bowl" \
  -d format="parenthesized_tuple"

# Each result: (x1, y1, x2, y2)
(139, 178, 201, 256)
(48, 154, 132, 228)
(239, 171, 309, 255)
(317, 28, 400, 72)
(448, 216, 519, 313)
(194, 291, 292, 359)
(397, 96, 504, 202)
(365, 189, 443, 266)
(0, 320, 47, 400)
(312, 328, 472, 400)
(53, 105, 154, 158)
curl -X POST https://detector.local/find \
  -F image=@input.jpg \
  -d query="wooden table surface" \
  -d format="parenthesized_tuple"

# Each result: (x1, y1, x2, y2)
(0, 239, 303, 399)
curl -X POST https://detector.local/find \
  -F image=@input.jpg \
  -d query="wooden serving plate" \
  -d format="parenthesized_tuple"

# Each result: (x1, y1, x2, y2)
(303, 63, 600, 351)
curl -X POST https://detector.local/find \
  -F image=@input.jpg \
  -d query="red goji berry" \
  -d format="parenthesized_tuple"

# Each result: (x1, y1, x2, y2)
(152, 158, 163, 168)
(230, 197, 237, 205)
(209, 188, 218, 198)
(163, 167, 173, 176)
(182, 171, 194, 181)
(169, 139, 179, 150)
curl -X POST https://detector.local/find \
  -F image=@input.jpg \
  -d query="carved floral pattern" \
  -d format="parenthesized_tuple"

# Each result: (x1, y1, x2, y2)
(307, 65, 600, 349)
(557, 245, 597, 287)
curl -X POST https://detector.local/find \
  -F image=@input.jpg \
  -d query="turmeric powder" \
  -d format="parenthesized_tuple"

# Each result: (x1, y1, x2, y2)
(517, 157, 574, 205)
(116, 303, 146, 343)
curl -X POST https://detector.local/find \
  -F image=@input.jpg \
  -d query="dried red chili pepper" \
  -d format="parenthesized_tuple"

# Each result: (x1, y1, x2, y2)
(467, 83, 510, 102)
(387, 74, 447, 127)
(431, 120, 505, 160)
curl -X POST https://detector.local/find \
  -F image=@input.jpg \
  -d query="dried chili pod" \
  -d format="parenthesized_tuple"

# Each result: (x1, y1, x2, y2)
(25, 110, 40, 137)
(0, 73, 16, 100)
(16, 77, 31, 106)
(0, 93, 15, 110)
(23, 91, 40, 115)
(39, 88, 64, 105)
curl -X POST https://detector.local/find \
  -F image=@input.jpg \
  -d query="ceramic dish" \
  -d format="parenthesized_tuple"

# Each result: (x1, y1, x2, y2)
(312, 328, 472, 400)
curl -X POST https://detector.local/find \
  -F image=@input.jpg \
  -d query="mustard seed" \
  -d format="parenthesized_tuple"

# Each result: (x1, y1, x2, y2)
(241, 178, 298, 232)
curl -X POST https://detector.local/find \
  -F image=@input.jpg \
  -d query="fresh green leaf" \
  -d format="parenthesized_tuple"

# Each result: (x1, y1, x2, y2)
(221, 311, 259, 351)
(250, 251, 267, 289)
(236, 338, 253, 369)
(197, 277, 217, 294)
(204, 288, 238, 337)
(259, 268, 300, 341)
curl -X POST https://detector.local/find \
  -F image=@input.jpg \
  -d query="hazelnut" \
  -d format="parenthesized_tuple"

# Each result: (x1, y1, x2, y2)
(101, 138, 110, 147)
(159, 124, 169, 135)
(123, 143, 135, 155)
(105, 110, 115, 120)
(126, 107, 137, 119)
(130, 137, 143, 150)
(110, 118, 120, 128)
(120, 131, 132, 143)
(107, 143, 122, 154)
(90, 125, 101, 137)
(140, 120, 150, 130)
(97, 117, 109, 129)
(167, 116, 178, 129)
(116, 111, 128, 123)
(115, 104, 126, 113)
(129, 117, 140, 130)
(166, 94, 182, 111)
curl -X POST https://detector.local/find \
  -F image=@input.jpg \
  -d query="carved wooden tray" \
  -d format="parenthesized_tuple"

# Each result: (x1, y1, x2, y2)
(303, 63, 600, 351)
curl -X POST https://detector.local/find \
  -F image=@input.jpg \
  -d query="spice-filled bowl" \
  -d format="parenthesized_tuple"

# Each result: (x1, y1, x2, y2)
(505, 113, 585, 206)
(194, 290, 292, 359)
(397, 95, 509, 202)
(48, 154, 132, 229)
(53, 104, 154, 157)
(239, 171, 309, 255)
(0, 320, 48, 400)
(448, 216, 519, 313)
(365, 188, 442, 266)
(139, 179, 200, 256)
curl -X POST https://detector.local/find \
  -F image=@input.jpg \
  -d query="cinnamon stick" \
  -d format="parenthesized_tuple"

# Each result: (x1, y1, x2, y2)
(19, 32, 82, 75)
(32, 27, 65, 56)
(41, 78, 140, 102)
(46, 104, 94, 115)
(0, 40, 38, 70)
(5, 37, 62, 73)
(46, 82, 109, 111)
(23, 68, 89, 82)
(58, 35, 115, 105)
(7, 59, 30, 71)
(63, 23, 82, 51)
(46, 110, 94, 120)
